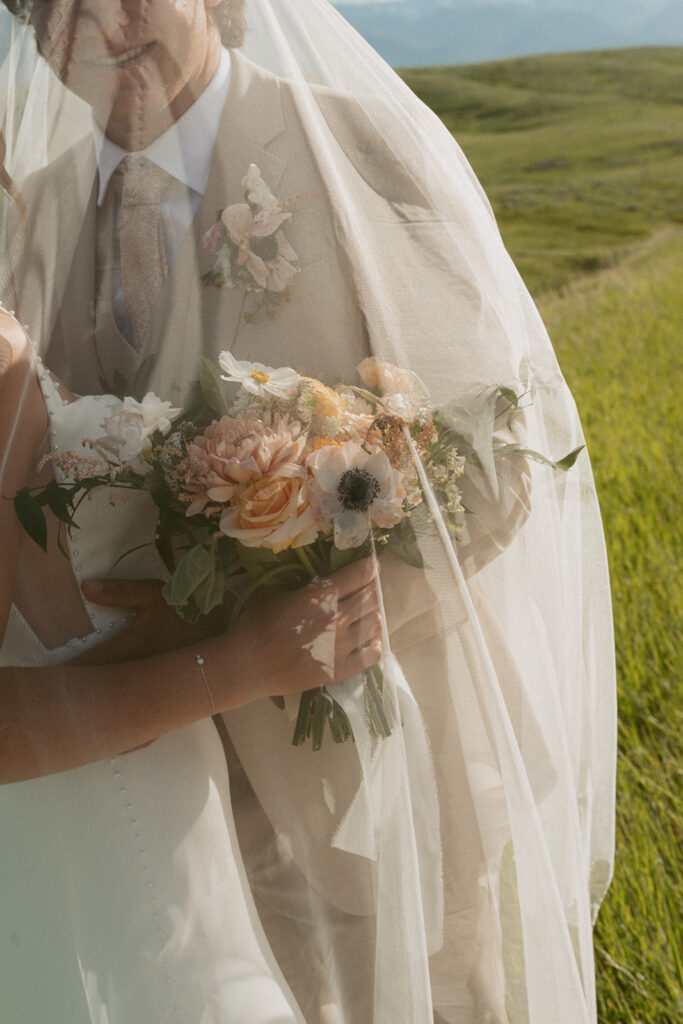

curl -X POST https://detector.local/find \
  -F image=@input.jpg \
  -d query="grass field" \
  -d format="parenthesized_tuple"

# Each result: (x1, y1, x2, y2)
(402, 46, 683, 296)
(402, 47, 683, 1024)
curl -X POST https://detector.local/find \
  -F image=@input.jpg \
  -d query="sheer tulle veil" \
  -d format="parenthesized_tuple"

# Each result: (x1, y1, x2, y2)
(0, 2, 616, 1022)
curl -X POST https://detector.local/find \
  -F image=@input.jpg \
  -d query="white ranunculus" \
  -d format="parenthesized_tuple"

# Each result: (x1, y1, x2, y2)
(121, 392, 183, 439)
(102, 408, 149, 464)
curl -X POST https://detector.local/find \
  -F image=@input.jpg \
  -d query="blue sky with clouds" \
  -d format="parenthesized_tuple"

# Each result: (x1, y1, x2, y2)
(332, 0, 683, 66)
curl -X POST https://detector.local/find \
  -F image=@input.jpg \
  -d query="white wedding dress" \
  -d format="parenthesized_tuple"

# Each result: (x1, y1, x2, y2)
(0, 369, 304, 1024)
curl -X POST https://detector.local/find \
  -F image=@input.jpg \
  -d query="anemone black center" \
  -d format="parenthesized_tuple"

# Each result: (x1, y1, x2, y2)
(337, 468, 380, 512)
(250, 234, 279, 262)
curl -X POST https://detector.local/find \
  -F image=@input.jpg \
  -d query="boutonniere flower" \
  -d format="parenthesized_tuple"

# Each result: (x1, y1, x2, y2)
(201, 164, 300, 321)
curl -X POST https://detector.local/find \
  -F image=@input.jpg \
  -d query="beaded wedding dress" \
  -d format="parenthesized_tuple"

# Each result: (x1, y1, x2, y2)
(0, 367, 303, 1024)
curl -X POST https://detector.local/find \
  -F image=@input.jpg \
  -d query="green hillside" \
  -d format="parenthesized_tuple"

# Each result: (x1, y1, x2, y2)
(401, 47, 683, 295)
(541, 233, 683, 1023)
(404, 48, 682, 1024)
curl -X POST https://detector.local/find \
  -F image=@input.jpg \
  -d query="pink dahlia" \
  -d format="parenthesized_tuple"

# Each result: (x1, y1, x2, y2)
(183, 414, 306, 516)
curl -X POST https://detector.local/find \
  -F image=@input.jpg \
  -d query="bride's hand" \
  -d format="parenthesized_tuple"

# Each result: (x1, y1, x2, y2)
(227, 556, 383, 702)
(77, 557, 383, 702)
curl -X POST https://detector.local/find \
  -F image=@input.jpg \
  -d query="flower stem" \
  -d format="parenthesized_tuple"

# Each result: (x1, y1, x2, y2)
(295, 545, 319, 579)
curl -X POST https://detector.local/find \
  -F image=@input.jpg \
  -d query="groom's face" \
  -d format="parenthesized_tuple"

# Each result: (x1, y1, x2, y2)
(31, 0, 222, 146)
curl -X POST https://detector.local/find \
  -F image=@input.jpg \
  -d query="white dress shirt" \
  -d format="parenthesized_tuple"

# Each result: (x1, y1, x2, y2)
(92, 48, 232, 338)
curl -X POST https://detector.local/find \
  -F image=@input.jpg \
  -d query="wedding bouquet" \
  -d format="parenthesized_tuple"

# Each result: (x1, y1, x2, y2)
(14, 352, 582, 749)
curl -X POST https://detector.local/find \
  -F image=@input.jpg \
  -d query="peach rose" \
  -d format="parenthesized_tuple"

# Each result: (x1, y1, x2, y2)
(219, 476, 318, 553)
(183, 414, 305, 515)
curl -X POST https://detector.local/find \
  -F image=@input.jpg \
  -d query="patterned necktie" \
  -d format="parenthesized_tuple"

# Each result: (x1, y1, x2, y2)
(118, 154, 169, 350)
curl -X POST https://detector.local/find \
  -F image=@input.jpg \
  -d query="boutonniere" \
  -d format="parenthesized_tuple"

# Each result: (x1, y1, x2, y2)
(201, 164, 300, 322)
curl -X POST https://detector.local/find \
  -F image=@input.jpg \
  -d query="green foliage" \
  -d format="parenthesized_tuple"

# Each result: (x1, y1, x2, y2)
(387, 516, 425, 569)
(402, 47, 683, 1023)
(198, 355, 230, 417)
(401, 47, 683, 295)
(13, 488, 47, 552)
(99, 354, 156, 401)
(162, 536, 238, 622)
(540, 231, 683, 1024)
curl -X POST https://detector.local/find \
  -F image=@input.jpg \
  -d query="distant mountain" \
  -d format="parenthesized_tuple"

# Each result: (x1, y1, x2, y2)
(334, 0, 683, 66)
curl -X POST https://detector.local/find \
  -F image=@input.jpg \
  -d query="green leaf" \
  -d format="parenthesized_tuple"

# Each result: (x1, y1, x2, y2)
(555, 444, 585, 471)
(199, 356, 229, 417)
(512, 444, 585, 472)
(496, 384, 520, 409)
(387, 516, 425, 569)
(215, 534, 239, 573)
(42, 479, 75, 525)
(193, 568, 227, 616)
(327, 703, 353, 744)
(292, 689, 316, 747)
(145, 467, 167, 509)
(172, 598, 203, 624)
(364, 668, 392, 738)
(234, 541, 281, 578)
(112, 370, 129, 400)
(162, 543, 214, 607)
(130, 355, 157, 402)
(14, 488, 48, 551)
(311, 690, 328, 751)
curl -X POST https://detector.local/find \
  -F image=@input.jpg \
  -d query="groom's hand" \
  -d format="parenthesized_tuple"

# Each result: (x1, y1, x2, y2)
(73, 578, 232, 666)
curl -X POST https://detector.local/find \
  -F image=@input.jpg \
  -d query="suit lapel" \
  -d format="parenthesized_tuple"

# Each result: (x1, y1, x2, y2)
(143, 51, 289, 399)
(20, 136, 97, 366)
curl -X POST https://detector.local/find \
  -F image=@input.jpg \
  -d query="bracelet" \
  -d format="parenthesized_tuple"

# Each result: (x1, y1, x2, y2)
(195, 652, 217, 716)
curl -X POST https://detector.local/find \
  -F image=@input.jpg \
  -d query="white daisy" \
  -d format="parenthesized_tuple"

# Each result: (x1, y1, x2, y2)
(219, 351, 301, 400)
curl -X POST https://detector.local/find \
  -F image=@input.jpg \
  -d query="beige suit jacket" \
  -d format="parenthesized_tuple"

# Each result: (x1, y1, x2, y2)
(7, 51, 541, 959)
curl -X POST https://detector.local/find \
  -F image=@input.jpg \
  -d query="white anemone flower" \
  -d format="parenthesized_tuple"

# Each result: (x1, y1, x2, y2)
(306, 441, 405, 550)
(219, 351, 300, 400)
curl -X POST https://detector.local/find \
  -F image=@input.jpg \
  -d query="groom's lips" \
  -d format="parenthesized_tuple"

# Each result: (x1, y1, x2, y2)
(82, 41, 156, 71)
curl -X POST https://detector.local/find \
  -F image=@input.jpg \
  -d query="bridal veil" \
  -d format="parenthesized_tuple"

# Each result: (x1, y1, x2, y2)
(0, 2, 616, 1022)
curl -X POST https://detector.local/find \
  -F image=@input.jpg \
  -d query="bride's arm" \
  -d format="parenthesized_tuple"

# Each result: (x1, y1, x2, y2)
(0, 557, 382, 784)
(0, 314, 48, 642)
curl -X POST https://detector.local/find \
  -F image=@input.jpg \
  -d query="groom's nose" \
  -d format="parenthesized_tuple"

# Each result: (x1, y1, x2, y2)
(35, 0, 144, 54)
(68, 0, 142, 43)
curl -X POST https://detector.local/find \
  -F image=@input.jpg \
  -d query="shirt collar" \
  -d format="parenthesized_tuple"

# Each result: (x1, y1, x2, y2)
(94, 47, 232, 206)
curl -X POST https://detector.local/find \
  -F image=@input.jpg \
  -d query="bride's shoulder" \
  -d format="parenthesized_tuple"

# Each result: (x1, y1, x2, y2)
(0, 309, 47, 453)
(0, 307, 73, 399)
(0, 308, 31, 377)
